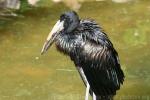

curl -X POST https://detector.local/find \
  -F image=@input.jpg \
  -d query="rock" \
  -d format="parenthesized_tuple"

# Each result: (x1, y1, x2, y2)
(27, 0, 40, 6)
(0, 0, 20, 9)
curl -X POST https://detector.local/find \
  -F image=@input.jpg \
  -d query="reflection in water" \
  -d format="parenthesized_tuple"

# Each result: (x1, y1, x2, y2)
(0, 0, 150, 100)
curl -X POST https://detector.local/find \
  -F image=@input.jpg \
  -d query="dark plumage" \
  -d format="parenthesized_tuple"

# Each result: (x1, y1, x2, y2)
(41, 11, 125, 100)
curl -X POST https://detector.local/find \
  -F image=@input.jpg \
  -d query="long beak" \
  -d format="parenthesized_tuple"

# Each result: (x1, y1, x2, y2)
(41, 20, 64, 55)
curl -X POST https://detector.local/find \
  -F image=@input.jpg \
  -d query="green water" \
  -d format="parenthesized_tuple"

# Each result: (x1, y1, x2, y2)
(0, 0, 150, 100)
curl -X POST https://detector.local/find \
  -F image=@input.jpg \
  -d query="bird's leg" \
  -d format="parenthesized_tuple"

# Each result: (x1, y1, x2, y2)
(92, 92, 96, 100)
(76, 67, 90, 100)
(76, 67, 87, 86)
(85, 82, 90, 100)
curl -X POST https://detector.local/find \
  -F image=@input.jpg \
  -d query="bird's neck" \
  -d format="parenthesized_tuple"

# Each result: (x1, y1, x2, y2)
(55, 33, 81, 55)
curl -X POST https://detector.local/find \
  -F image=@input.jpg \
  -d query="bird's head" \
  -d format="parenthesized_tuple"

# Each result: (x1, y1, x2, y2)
(41, 11, 80, 54)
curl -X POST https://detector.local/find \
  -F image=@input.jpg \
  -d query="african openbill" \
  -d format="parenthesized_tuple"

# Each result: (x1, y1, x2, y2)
(41, 11, 124, 100)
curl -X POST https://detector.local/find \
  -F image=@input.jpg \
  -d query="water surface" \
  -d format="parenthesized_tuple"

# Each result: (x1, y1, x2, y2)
(0, 0, 150, 100)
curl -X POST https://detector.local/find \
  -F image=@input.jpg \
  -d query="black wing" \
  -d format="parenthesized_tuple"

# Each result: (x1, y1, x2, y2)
(75, 19, 124, 96)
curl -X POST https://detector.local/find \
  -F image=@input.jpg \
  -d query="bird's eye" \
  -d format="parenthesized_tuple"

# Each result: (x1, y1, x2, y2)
(60, 15, 64, 21)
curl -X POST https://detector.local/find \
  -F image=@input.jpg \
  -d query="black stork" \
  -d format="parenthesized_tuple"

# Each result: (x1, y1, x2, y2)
(41, 11, 124, 100)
